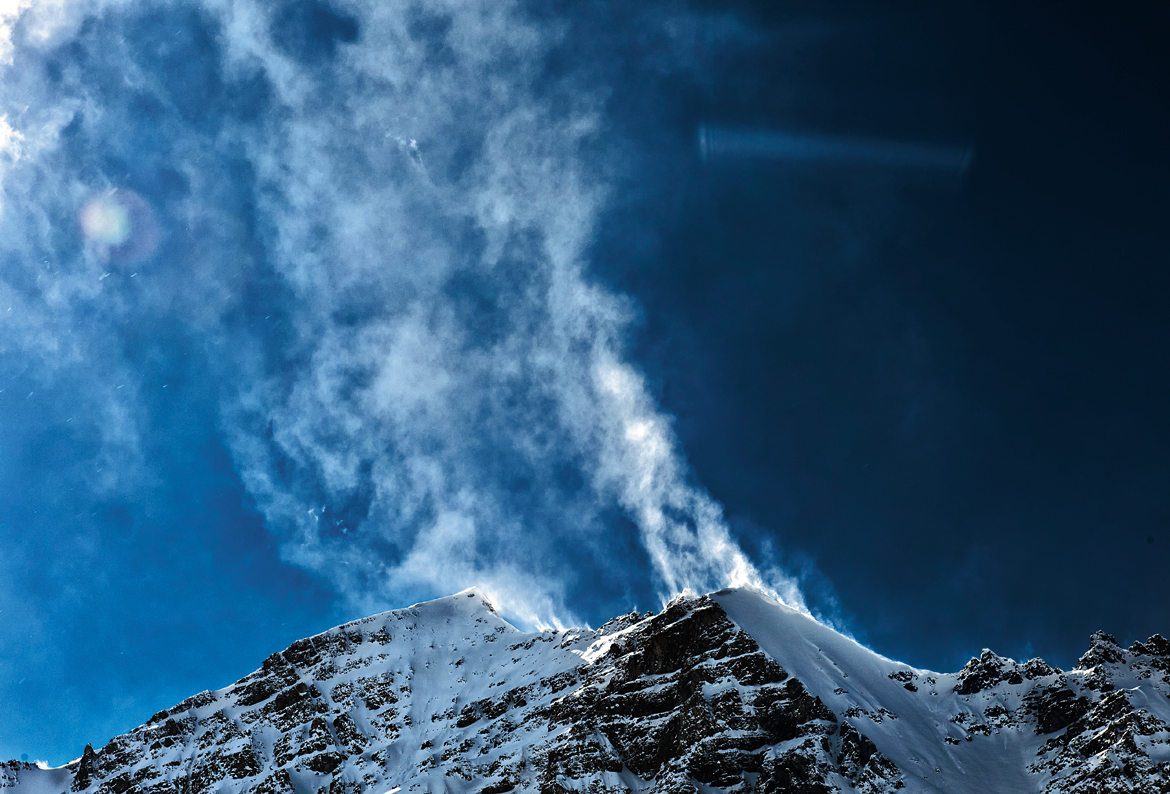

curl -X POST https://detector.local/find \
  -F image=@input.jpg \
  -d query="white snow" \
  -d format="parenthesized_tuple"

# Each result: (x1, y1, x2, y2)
(7, 586, 1170, 794)
(0, 764, 72, 794)
(713, 587, 1170, 794)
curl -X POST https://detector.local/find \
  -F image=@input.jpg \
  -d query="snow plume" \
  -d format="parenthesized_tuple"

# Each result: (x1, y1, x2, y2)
(0, 0, 805, 626)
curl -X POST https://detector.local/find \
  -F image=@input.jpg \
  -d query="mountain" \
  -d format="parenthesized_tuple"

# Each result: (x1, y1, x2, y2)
(3, 588, 1169, 794)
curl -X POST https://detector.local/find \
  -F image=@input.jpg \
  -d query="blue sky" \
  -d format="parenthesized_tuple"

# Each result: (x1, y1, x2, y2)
(1, 0, 1167, 766)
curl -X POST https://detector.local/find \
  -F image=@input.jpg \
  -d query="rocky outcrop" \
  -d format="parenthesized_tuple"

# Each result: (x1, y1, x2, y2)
(1026, 634, 1170, 793)
(526, 596, 892, 794)
(1075, 632, 1127, 671)
(953, 650, 1057, 695)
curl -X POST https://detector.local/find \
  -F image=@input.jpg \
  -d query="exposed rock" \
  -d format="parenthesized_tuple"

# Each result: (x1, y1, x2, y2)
(1026, 686, 1092, 735)
(70, 745, 98, 792)
(1075, 631, 1127, 670)
(953, 649, 1053, 695)
(836, 721, 876, 782)
(1129, 634, 1170, 658)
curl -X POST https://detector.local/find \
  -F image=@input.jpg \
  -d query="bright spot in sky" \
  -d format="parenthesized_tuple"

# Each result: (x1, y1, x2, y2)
(80, 194, 131, 246)
(78, 189, 158, 262)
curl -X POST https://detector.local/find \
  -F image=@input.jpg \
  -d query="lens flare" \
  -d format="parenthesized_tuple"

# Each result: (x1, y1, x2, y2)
(80, 196, 130, 245)
(78, 190, 159, 262)
(698, 123, 973, 180)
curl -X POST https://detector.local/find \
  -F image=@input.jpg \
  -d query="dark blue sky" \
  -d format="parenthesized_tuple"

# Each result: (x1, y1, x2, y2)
(600, 0, 1170, 662)
(0, 0, 1166, 767)
(630, 0, 1170, 670)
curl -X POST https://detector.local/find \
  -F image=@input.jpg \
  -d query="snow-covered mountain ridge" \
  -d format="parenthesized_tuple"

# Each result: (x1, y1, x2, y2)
(3, 588, 1169, 794)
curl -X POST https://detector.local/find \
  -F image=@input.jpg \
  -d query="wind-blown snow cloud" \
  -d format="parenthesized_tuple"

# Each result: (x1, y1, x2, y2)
(0, 0, 805, 627)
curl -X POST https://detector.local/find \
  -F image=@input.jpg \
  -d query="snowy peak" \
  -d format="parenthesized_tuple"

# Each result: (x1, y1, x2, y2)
(3, 588, 1169, 794)
(395, 587, 508, 626)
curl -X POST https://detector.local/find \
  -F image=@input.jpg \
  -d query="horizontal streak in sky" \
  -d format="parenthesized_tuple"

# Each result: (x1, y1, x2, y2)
(698, 124, 974, 176)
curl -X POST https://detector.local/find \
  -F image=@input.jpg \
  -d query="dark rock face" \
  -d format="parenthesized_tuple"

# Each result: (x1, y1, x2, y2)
(1075, 631, 1127, 670)
(1029, 687, 1170, 792)
(953, 650, 1055, 695)
(1128, 634, 1170, 659)
(525, 596, 890, 793)
(69, 745, 98, 792)
(1027, 687, 1092, 735)
(1023, 638, 1170, 794)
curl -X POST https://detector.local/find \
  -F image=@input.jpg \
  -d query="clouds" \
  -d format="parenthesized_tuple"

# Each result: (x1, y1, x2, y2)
(0, 0, 801, 640)
(206, 0, 804, 623)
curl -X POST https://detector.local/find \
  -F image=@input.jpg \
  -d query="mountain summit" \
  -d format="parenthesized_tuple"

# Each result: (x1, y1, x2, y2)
(4, 588, 1169, 794)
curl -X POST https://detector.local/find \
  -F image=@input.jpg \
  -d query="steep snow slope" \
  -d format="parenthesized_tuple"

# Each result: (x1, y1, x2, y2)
(715, 588, 1170, 793)
(0, 765, 72, 794)
(716, 589, 1041, 792)
(3, 587, 1169, 794)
